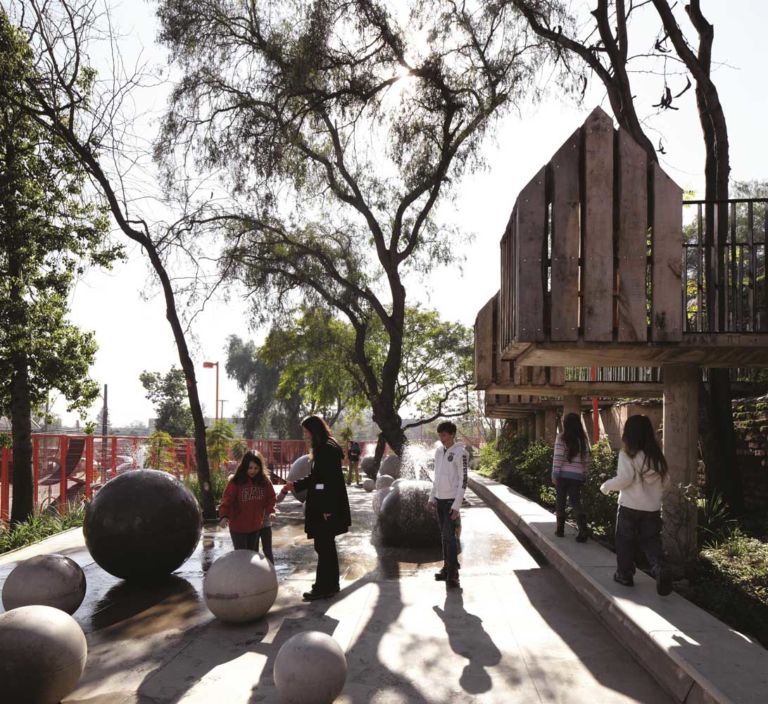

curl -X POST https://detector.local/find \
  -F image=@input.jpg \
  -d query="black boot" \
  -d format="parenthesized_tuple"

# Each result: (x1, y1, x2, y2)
(575, 514, 588, 543)
(555, 513, 565, 538)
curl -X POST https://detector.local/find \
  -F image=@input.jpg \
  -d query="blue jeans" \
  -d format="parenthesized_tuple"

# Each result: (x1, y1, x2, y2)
(555, 478, 584, 515)
(436, 499, 459, 574)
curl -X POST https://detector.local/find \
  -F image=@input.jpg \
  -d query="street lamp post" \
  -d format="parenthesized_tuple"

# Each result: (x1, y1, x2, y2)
(203, 361, 219, 422)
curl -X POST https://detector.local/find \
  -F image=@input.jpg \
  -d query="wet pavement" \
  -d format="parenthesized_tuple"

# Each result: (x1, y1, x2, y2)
(0, 486, 673, 703)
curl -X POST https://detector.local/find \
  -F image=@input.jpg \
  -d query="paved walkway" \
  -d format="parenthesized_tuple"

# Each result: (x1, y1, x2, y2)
(0, 487, 672, 703)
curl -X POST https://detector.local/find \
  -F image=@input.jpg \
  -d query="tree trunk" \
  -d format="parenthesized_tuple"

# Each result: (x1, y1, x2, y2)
(371, 401, 408, 457)
(9, 354, 33, 525)
(372, 433, 387, 476)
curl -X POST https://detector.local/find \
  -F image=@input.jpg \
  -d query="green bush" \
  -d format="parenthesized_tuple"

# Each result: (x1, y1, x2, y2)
(476, 441, 504, 480)
(0, 504, 86, 554)
(183, 469, 231, 511)
(510, 441, 554, 500)
(688, 530, 768, 647)
(581, 439, 619, 540)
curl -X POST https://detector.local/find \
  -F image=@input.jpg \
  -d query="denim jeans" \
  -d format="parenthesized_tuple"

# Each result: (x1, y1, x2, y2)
(230, 530, 259, 551)
(255, 526, 274, 563)
(615, 505, 664, 579)
(555, 478, 584, 515)
(436, 499, 459, 574)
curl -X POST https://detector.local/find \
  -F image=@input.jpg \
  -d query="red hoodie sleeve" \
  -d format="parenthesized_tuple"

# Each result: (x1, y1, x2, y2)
(218, 480, 237, 518)
(265, 482, 276, 515)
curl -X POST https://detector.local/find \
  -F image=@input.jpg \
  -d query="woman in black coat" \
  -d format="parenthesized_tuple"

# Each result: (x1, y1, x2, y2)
(283, 415, 351, 601)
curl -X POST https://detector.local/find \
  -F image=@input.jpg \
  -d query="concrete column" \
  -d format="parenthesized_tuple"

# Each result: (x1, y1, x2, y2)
(544, 408, 558, 445)
(534, 411, 545, 442)
(662, 364, 699, 571)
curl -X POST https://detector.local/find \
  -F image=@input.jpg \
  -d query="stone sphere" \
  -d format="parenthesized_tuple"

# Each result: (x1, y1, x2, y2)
(0, 605, 87, 704)
(372, 486, 391, 515)
(204, 550, 277, 623)
(380, 455, 401, 479)
(84, 469, 202, 580)
(2, 555, 86, 614)
(287, 455, 312, 503)
(362, 478, 375, 492)
(360, 456, 377, 479)
(378, 480, 441, 547)
(274, 631, 347, 704)
(375, 474, 394, 490)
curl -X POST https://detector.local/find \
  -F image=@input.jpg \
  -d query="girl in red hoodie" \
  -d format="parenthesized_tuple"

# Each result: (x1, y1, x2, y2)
(218, 451, 276, 551)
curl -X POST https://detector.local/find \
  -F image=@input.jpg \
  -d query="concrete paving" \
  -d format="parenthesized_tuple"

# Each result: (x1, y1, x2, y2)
(469, 473, 768, 704)
(0, 486, 673, 703)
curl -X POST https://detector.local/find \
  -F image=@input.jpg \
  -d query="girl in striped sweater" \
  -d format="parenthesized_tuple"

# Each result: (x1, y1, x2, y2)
(551, 413, 591, 542)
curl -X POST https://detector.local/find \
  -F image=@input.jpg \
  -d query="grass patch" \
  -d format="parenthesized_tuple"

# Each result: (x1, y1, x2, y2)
(0, 504, 86, 554)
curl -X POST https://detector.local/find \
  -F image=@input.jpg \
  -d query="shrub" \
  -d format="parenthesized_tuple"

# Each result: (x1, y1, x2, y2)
(0, 504, 86, 554)
(183, 469, 230, 511)
(509, 441, 553, 500)
(581, 439, 619, 540)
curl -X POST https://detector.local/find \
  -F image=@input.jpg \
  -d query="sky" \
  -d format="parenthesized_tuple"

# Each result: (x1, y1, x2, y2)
(55, 0, 768, 427)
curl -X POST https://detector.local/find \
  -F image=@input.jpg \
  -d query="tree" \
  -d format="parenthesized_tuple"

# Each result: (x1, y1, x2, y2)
(206, 420, 236, 472)
(9, 0, 218, 518)
(0, 12, 120, 523)
(509, 0, 744, 511)
(140, 368, 195, 438)
(154, 0, 549, 454)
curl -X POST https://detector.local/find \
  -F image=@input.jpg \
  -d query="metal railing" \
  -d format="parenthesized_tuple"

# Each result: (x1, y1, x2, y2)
(682, 198, 768, 333)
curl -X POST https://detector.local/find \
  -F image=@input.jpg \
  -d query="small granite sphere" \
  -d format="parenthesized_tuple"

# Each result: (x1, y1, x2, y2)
(360, 456, 377, 479)
(287, 455, 312, 503)
(375, 474, 394, 490)
(372, 486, 391, 515)
(378, 480, 441, 547)
(274, 631, 347, 704)
(0, 604, 87, 704)
(2, 554, 86, 614)
(362, 478, 375, 492)
(83, 469, 202, 580)
(204, 550, 277, 623)
(380, 455, 401, 479)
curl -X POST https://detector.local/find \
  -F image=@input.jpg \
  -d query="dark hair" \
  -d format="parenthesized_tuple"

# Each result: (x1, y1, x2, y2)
(562, 413, 588, 461)
(436, 421, 457, 435)
(301, 415, 334, 453)
(232, 451, 269, 485)
(621, 415, 668, 478)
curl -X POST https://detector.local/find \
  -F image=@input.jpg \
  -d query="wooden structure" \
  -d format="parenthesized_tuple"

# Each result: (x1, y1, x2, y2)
(476, 107, 768, 568)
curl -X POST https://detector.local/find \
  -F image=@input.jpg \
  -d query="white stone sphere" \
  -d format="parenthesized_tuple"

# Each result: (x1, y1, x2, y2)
(360, 456, 376, 479)
(375, 474, 394, 490)
(380, 455, 401, 479)
(2, 554, 86, 614)
(204, 550, 277, 623)
(274, 631, 347, 704)
(372, 487, 391, 515)
(0, 604, 87, 704)
(362, 478, 375, 492)
(288, 454, 312, 503)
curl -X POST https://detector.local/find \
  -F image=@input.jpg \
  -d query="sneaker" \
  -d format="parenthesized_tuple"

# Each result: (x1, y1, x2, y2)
(656, 568, 673, 596)
(613, 572, 634, 587)
(302, 590, 337, 601)
(434, 568, 448, 581)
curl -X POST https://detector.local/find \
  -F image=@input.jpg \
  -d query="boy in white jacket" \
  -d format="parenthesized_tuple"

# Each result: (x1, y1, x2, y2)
(600, 415, 672, 596)
(428, 421, 467, 589)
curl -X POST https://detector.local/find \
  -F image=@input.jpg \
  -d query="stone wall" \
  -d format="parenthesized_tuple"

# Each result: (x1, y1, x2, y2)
(732, 395, 768, 510)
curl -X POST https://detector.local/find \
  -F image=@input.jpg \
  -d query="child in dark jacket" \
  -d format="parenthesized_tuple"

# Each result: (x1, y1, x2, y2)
(218, 451, 276, 552)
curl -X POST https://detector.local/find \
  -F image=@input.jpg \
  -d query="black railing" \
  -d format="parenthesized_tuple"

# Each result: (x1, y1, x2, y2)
(682, 199, 768, 333)
(564, 367, 662, 383)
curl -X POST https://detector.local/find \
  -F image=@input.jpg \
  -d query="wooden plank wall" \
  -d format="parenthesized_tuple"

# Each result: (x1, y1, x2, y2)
(582, 109, 615, 341)
(474, 294, 497, 389)
(498, 106, 685, 352)
(550, 129, 581, 341)
(651, 165, 684, 341)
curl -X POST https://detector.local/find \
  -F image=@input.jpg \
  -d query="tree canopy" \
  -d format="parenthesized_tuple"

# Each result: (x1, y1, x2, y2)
(140, 367, 195, 438)
(0, 10, 121, 521)
(155, 0, 549, 453)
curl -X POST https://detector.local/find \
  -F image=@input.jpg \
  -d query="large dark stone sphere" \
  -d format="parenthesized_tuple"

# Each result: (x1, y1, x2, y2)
(378, 480, 441, 547)
(84, 469, 202, 580)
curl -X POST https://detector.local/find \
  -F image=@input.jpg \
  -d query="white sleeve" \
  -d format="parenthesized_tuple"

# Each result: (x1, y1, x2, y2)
(600, 452, 635, 493)
(429, 449, 439, 500)
(450, 449, 468, 512)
